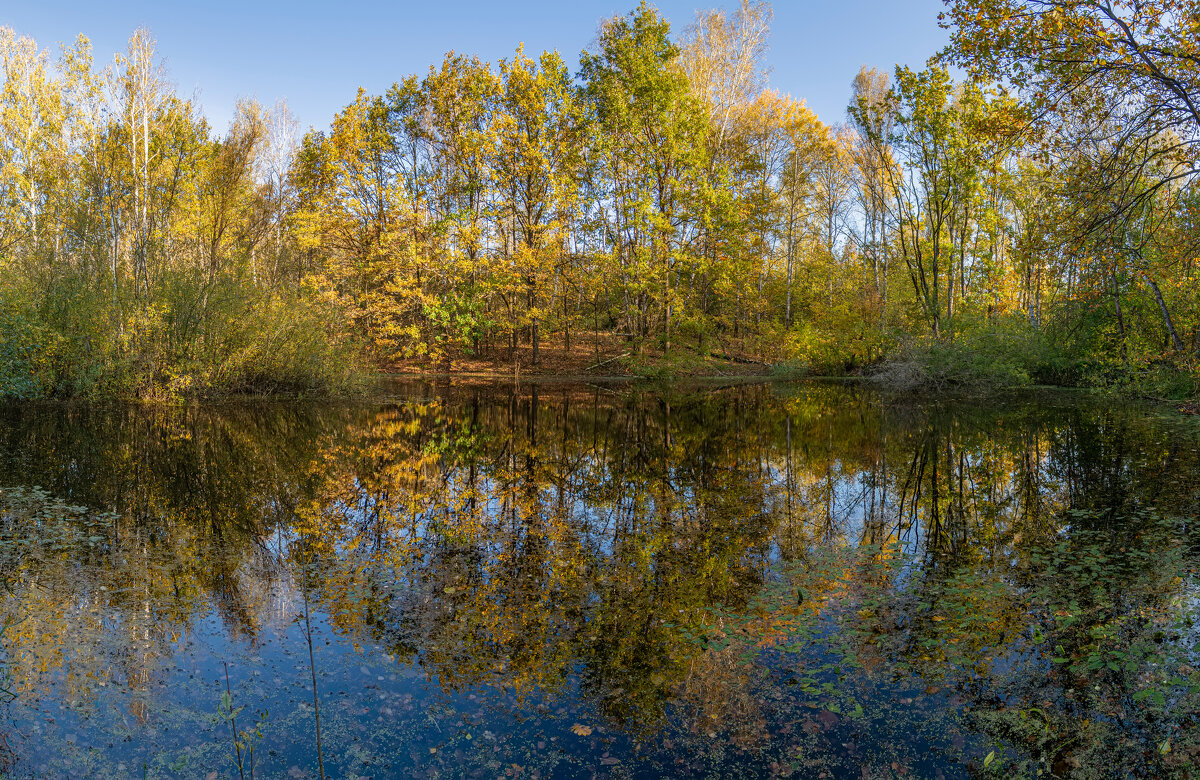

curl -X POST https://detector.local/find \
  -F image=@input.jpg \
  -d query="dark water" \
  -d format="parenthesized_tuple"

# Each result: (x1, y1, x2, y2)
(0, 381, 1197, 778)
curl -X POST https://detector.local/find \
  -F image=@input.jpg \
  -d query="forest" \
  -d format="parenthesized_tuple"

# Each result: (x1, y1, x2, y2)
(2, 0, 1199, 398)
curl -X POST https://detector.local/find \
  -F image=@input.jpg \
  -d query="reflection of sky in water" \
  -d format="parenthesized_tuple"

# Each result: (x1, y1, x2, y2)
(1175, 578, 1200, 667)
(0, 385, 1196, 777)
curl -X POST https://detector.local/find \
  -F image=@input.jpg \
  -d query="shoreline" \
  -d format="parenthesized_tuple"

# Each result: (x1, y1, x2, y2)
(2, 367, 1197, 409)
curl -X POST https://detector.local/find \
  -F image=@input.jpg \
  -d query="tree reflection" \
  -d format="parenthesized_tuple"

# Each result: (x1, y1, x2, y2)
(0, 385, 1196, 775)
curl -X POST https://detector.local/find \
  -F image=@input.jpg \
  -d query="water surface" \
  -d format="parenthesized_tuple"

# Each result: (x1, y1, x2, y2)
(0, 381, 1197, 778)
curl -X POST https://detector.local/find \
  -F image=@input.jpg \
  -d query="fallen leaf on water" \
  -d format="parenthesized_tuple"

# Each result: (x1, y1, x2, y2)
(570, 724, 593, 736)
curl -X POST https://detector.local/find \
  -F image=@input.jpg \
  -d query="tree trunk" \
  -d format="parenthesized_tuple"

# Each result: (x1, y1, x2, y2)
(1112, 266, 1127, 361)
(1145, 275, 1183, 352)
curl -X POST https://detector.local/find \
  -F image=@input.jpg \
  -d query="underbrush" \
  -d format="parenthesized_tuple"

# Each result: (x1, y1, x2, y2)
(1080, 357, 1200, 400)
(869, 339, 1033, 393)
(867, 318, 1091, 394)
(865, 321, 1200, 399)
(0, 271, 367, 401)
(778, 319, 887, 376)
(622, 348, 753, 378)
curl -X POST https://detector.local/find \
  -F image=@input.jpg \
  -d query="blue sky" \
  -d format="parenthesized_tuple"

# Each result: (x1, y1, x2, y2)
(2, 0, 949, 133)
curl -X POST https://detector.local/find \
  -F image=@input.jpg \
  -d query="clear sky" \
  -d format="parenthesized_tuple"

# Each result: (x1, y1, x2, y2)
(2, 0, 949, 133)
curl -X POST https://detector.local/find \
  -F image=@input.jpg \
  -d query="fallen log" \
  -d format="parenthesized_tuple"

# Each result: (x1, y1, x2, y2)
(716, 352, 769, 366)
(585, 352, 631, 372)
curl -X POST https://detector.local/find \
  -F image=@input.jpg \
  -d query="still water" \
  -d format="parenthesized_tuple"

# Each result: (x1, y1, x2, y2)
(0, 381, 1196, 778)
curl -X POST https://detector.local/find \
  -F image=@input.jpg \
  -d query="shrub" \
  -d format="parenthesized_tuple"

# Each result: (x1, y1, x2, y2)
(0, 286, 57, 399)
(0, 267, 366, 401)
(868, 316, 1076, 393)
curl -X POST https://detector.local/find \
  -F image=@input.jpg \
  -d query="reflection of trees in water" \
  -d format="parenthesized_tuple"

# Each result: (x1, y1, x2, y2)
(286, 386, 1198, 730)
(288, 386, 784, 725)
(0, 386, 1195, 759)
(0, 403, 352, 720)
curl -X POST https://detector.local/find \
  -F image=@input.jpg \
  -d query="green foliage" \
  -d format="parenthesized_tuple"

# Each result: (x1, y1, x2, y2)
(422, 291, 491, 361)
(1077, 356, 1200, 401)
(4, 7, 1200, 393)
(871, 339, 1030, 393)
(0, 268, 365, 401)
(767, 360, 809, 379)
(782, 318, 887, 376)
(868, 316, 1096, 393)
(620, 348, 713, 378)
(0, 284, 58, 399)
(216, 679, 269, 780)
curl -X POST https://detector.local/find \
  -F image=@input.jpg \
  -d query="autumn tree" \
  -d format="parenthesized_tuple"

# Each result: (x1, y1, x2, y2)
(581, 2, 707, 352)
(944, 0, 1200, 225)
(848, 66, 895, 310)
(494, 46, 581, 364)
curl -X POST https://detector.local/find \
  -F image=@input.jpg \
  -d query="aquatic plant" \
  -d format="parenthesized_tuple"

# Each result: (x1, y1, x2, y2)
(689, 508, 1200, 776)
(217, 662, 269, 780)
(0, 567, 15, 707)
(0, 583, 15, 778)
(0, 621, 13, 705)
(297, 560, 328, 780)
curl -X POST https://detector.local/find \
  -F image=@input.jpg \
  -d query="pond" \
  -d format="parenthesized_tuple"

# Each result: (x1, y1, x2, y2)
(0, 381, 1196, 778)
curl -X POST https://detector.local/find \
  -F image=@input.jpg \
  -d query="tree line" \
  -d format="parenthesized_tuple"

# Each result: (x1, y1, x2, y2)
(2, 0, 1198, 397)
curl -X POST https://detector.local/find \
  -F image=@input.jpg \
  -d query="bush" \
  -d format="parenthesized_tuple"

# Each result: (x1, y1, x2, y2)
(0, 285, 58, 399)
(778, 313, 892, 376)
(1079, 357, 1200, 400)
(186, 282, 367, 397)
(0, 267, 366, 401)
(868, 316, 1085, 393)
(768, 360, 809, 380)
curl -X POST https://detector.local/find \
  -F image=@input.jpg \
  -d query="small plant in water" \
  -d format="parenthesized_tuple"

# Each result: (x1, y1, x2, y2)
(0, 583, 17, 706)
(1, 610, 19, 775)
(217, 662, 269, 780)
(297, 559, 328, 780)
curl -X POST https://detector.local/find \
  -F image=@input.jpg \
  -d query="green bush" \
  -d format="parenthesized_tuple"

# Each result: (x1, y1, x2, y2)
(869, 316, 1090, 393)
(0, 286, 58, 399)
(0, 267, 366, 401)
(768, 360, 809, 379)
(778, 312, 893, 376)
